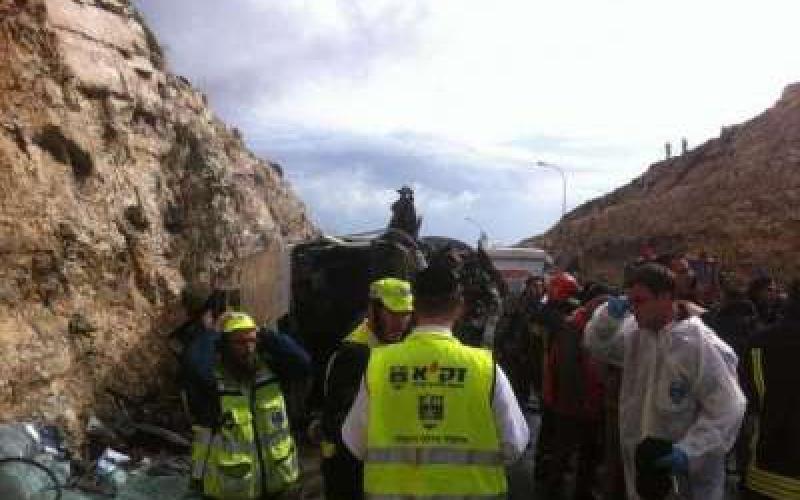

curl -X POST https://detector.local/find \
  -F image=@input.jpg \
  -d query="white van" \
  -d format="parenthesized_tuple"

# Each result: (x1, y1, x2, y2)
(484, 247, 553, 295)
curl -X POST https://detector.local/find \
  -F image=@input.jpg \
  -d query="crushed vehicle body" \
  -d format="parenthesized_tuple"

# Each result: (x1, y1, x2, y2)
(287, 188, 508, 406)
(289, 229, 421, 404)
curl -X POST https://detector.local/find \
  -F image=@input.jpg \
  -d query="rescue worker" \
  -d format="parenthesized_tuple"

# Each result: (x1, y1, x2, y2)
(175, 283, 227, 421)
(189, 312, 311, 500)
(743, 280, 800, 499)
(320, 277, 413, 500)
(342, 263, 529, 499)
(585, 263, 746, 499)
(702, 275, 758, 478)
(534, 271, 580, 482)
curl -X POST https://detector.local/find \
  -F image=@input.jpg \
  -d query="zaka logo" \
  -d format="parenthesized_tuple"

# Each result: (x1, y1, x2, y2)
(389, 363, 468, 387)
(418, 394, 444, 429)
(390, 365, 408, 387)
(413, 362, 467, 384)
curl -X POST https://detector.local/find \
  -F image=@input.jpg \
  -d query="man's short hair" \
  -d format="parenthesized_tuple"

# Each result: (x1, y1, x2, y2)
(412, 264, 462, 315)
(626, 263, 675, 296)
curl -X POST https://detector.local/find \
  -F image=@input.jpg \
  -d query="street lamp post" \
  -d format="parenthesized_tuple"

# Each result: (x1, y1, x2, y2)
(534, 160, 567, 219)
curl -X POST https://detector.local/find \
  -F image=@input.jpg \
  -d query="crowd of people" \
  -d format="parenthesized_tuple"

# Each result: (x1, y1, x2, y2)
(174, 252, 799, 500)
(497, 253, 800, 499)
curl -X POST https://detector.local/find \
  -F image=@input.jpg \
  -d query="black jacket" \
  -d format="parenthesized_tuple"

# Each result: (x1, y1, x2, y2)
(321, 341, 370, 442)
(745, 316, 800, 478)
(320, 340, 370, 500)
(702, 299, 757, 357)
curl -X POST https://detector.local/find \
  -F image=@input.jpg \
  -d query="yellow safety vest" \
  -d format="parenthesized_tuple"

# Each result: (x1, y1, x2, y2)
(364, 328, 506, 499)
(191, 362, 299, 499)
(346, 319, 375, 346)
(746, 348, 800, 499)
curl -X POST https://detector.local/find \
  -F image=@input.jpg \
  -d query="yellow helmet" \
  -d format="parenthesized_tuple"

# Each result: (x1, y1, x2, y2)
(369, 278, 413, 313)
(221, 312, 257, 334)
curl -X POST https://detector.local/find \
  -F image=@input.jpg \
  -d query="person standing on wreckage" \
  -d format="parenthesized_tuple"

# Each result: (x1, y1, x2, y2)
(585, 263, 745, 499)
(188, 312, 311, 500)
(320, 277, 414, 500)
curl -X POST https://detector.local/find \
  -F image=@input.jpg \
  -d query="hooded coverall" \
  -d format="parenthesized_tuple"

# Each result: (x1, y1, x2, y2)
(585, 304, 746, 499)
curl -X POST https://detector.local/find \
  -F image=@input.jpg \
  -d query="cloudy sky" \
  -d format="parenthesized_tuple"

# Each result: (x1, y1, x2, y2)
(135, 0, 800, 245)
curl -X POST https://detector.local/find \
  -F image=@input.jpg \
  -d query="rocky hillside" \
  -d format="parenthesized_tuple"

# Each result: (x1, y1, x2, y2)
(0, 0, 315, 439)
(525, 83, 800, 282)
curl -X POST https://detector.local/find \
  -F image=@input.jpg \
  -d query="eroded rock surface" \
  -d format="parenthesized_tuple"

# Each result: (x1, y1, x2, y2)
(0, 0, 315, 440)
(524, 83, 800, 282)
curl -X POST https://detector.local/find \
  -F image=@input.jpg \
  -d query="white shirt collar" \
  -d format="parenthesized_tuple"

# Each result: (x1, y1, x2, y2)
(411, 325, 453, 337)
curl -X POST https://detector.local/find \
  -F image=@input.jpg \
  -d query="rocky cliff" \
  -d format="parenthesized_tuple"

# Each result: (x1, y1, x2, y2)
(0, 0, 315, 439)
(525, 83, 800, 282)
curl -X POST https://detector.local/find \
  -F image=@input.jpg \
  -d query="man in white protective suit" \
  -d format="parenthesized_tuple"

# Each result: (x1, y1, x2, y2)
(585, 262, 745, 499)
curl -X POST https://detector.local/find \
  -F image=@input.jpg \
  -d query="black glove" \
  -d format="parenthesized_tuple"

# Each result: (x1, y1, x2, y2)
(635, 437, 674, 500)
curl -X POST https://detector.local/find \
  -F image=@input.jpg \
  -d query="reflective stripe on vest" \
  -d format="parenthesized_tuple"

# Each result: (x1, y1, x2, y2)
(366, 447, 503, 466)
(746, 348, 800, 499)
(215, 433, 257, 455)
(747, 465, 800, 499)
(194, 363, 298, 499)
(364, 329, 505, 498)
(752, 348, 765, 405)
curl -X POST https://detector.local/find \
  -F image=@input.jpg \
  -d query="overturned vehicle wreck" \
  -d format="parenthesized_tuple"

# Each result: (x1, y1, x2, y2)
(288, 187, 509, 404)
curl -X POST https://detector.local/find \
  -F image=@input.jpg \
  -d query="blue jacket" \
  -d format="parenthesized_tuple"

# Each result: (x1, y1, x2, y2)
(182, 325, 311, 426)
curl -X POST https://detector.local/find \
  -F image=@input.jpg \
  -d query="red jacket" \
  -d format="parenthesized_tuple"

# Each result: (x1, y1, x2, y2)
(543, 306, 605, 419)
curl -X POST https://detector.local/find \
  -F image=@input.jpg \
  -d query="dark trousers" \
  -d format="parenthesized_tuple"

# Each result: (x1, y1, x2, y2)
(546, 414, 602, 500)
(734, 411, 754, 473)
(321, 447, 364, 500)
(535, 406, 556, 479)
(530, 333, 545, 397)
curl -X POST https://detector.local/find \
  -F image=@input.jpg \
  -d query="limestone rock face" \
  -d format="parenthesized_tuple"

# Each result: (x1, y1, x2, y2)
(525, 84, 800, 282)
(0, 0, 315, 438)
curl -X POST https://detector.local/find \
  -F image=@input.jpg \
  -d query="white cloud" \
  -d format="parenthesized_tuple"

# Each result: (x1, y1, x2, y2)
(246, 0, 800, 147)
(135, 0, 800, 242)
(250, 125, 610, 243)
(413, 185, 479, 216)
(290, 167, 396, 233)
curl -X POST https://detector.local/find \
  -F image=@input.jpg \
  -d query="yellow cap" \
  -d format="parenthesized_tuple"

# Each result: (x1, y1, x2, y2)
(221, 312, 257, 333)
(369, 278, 413, 313)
